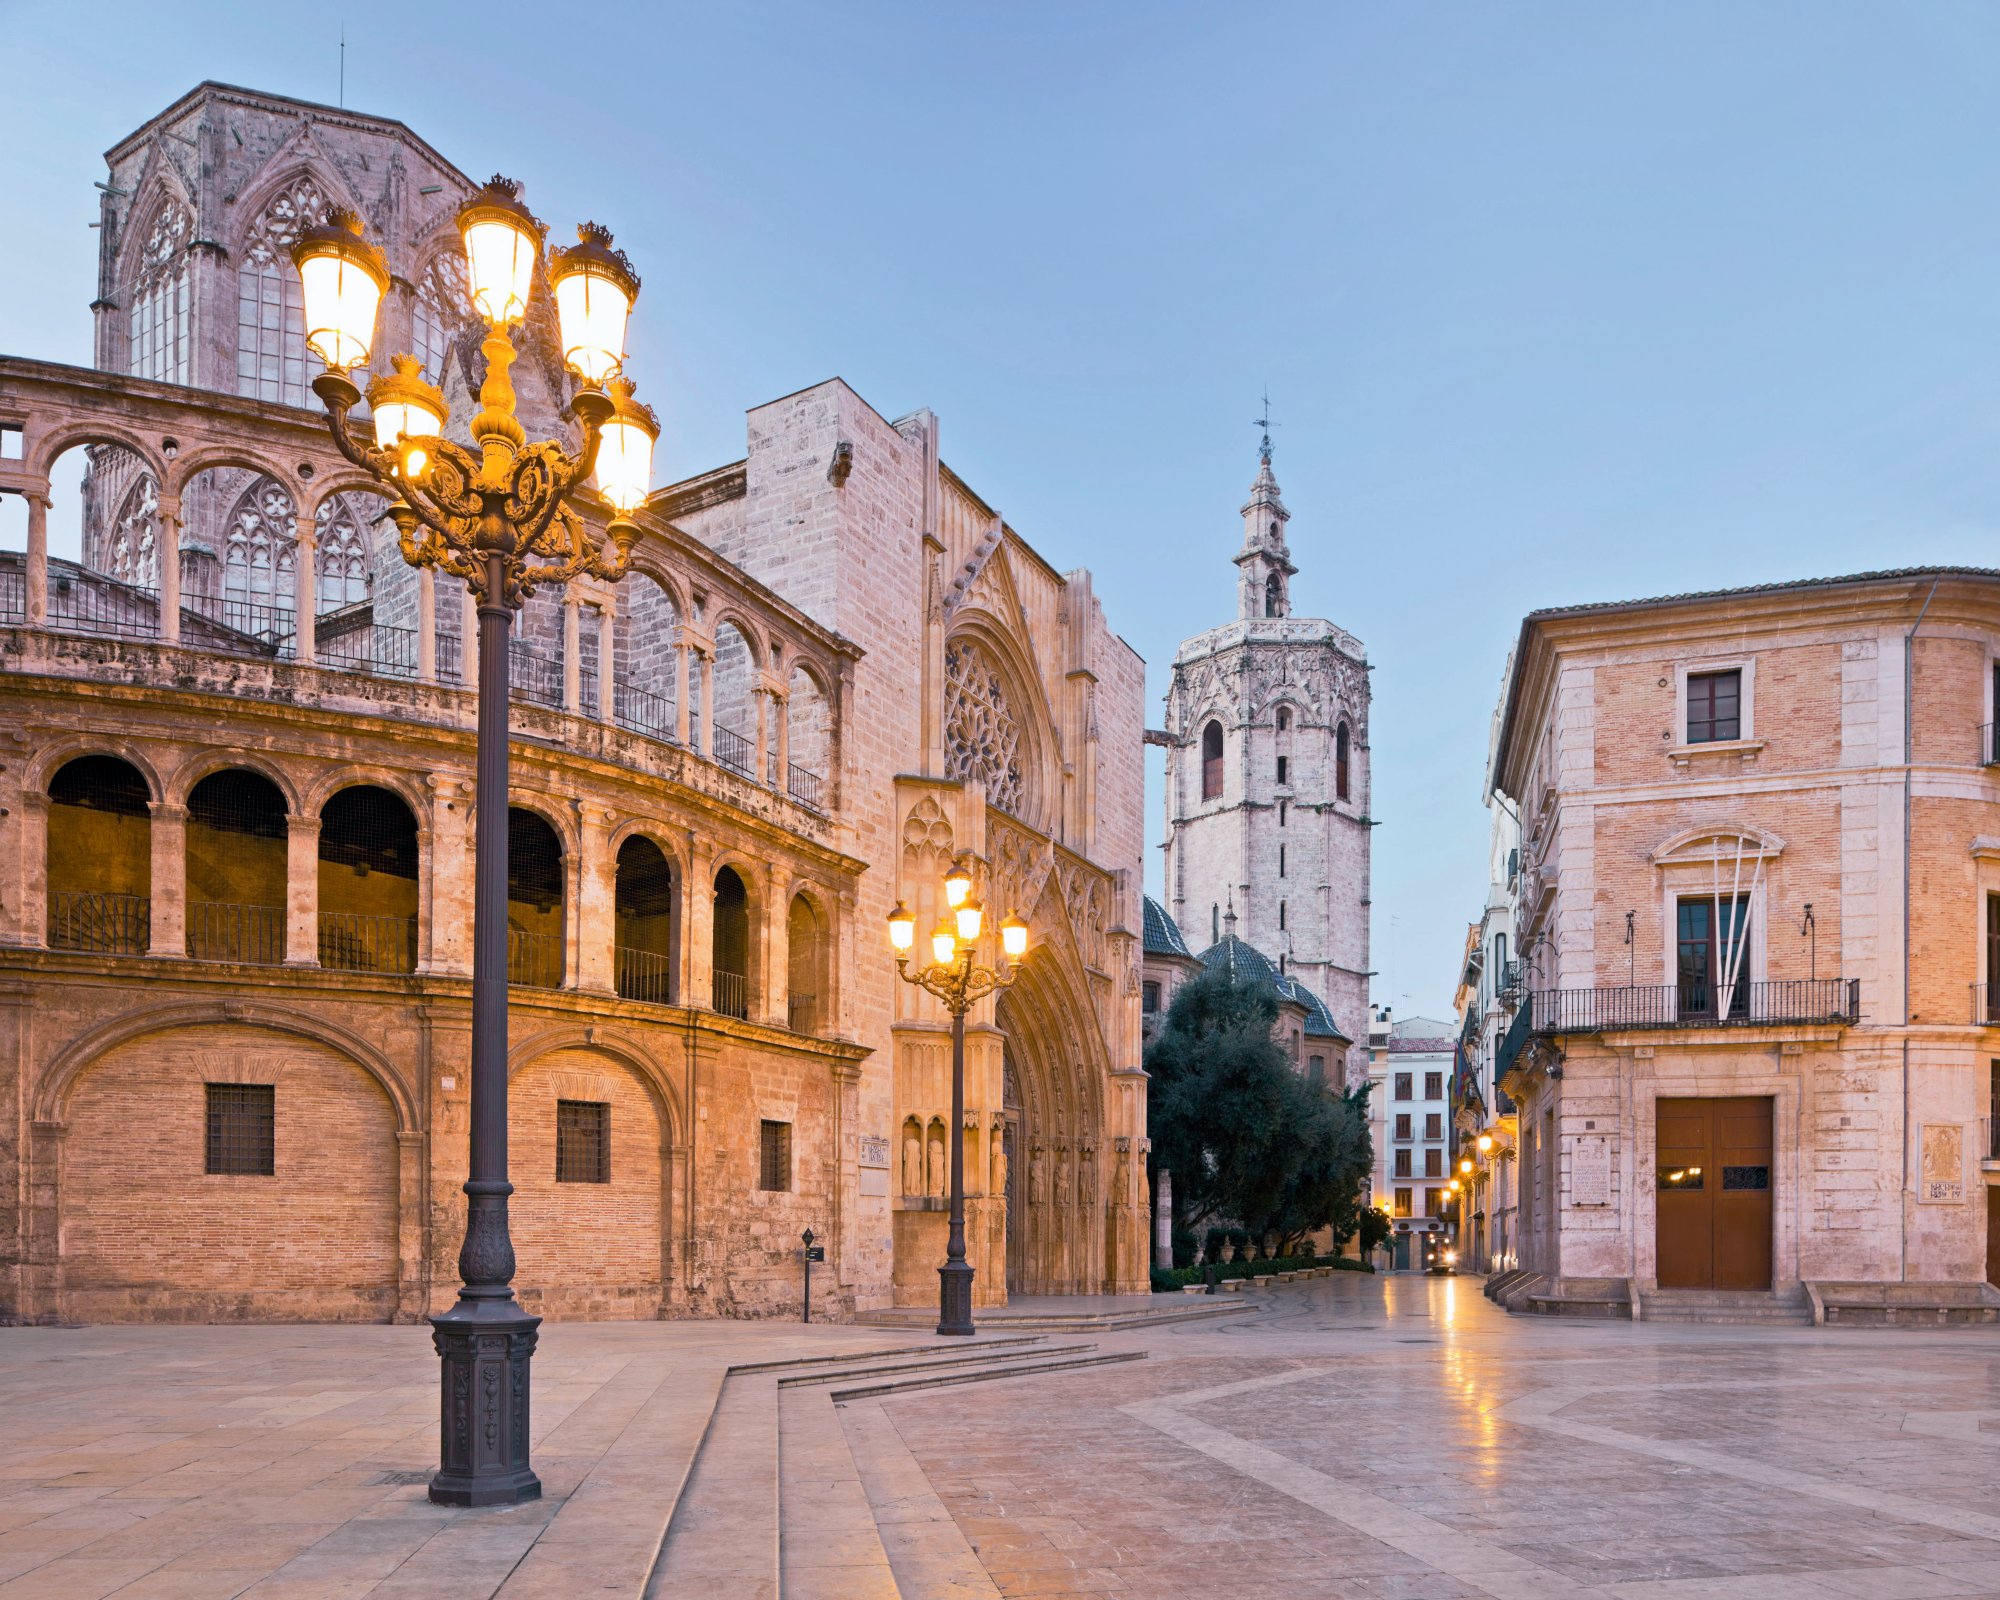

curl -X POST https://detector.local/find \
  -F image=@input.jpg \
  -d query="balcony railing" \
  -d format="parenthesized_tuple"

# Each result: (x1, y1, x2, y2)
(712, 723, 754, 776)
(613, 676, 677, 743)
(787, 763, 823, 810)
(318, 912, 417, 974)
(787, 992, 818, 1034)
(320, 621, 418, 679)
(1982, 723, 2000, 767)
(437, 631, 464, 684)
(1530, 979, 1859, 1034)
(48, 573, 158, 639)
(187, 901, 286, 965)
(188, 596, 295, 656)
(48, 890, 149, 954)
(712, 968, 749, 1019)
(616, 945, 674, 1004)
(510, 641, 564, 708)
(0, 567, 25, 623)
(508, 928, 564, 989)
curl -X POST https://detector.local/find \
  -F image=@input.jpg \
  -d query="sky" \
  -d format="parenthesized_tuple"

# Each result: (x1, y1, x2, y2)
(4, 1, 2000, 1020)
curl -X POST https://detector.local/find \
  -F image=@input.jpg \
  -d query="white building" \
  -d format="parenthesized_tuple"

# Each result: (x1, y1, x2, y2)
(1366, 1009, 1458, 1268)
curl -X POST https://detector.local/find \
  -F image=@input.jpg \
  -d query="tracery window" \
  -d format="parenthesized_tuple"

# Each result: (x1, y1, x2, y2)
(106, 474, 161, 587)
(315, 496, 373, 612)
(222, 480, 299, 608)
(129, 200, 192, 385)
(943, 639, 1025, 817)
(236, 175, 325, 407)
(411, 251, 470, 384)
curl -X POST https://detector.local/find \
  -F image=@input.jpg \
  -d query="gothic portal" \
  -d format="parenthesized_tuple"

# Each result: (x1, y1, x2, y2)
(1159, 433, 1372, 1056)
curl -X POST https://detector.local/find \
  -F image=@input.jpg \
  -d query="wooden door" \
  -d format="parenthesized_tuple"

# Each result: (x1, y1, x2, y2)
(1657, 1096, 1773, 1290)
(1986, 1187, 2000, 1288)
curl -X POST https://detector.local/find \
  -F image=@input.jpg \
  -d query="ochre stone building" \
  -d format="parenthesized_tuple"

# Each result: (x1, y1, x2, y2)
(1491, 569, 2000, 1319)
(0, 82, 1149, 1324)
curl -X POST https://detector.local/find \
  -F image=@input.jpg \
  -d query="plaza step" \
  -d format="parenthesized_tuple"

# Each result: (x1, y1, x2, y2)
(647, 1370, 781, 1599)
(778, 1340, 1103, 1388)
(825, 1347, 1146, 1402)
(1639, 1287, 1814, 1326)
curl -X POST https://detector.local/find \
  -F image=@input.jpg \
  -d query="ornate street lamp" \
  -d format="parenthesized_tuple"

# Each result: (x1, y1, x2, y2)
(292, 179, 656, 1508)
(886, 859, 1031, 1335)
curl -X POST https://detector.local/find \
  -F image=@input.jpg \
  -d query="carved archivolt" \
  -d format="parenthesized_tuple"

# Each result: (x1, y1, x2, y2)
(943, 639, 1025, 818)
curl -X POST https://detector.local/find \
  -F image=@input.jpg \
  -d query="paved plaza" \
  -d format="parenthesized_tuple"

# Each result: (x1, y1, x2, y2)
(3, 1276, 2000, 1597)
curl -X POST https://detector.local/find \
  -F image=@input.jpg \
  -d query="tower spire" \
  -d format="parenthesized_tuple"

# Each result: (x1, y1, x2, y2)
(1253, 388, 1275, 465)
(1236, 391, 1295, 620)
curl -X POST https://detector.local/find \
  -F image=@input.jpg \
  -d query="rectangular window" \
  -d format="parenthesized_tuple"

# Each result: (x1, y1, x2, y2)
(556, 1100, 610, 1183)
(1142, 980, 1161, 1015)
(759, 1120, 792, 1192)
(1276, 755, 1289, 786)
(0, 424, 22, 460)
(1677, 895, 1751, 1018)
(1426, 1187, 1447, 1216)
(1393, 1187, 1412, 1218)
(1425, 1148, 1443, 1178)
(1279, 901, 1286, 930)
(1278, 801, 1287, 827)
(205, 1083, 275, 1176)
(1987, 898, 2000, 1021)
(1424, 1072, 1443, 1099)
(1308, 1055, 1325, 1086)
(1426, 1113, 1443, 1139)
(1395, 1113, 1411, 1140)
(1686, 668, 1742, 744)
(1278, 845, 1286, 878)
(1394, 1072, 1412, 1100)
(1393, 1148, 1412, 1177)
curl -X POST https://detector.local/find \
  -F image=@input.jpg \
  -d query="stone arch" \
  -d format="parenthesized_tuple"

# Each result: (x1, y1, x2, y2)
(26, 421, 171, 485)
(28, 737, 165, 802)
(166, 447, 303, 508)
(300, 763, 432, 823)
(165, 750, 304, 815)
(1649, 821, 1787, 866)
(505, 1038, 674, 1318)
(710, 860, 758, 1018)
(785, 887, 828, 1033)
(35, 1000, 419, 1131)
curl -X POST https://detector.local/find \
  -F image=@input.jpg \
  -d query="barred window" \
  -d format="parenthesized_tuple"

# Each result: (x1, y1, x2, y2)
(205, 1083, 275, 1176)
(556, 1100, 610, 1183)
(759, 1119, 792, 1192)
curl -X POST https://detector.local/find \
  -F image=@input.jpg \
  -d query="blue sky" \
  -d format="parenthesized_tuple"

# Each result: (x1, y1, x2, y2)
(4, 2, 1999, 1019)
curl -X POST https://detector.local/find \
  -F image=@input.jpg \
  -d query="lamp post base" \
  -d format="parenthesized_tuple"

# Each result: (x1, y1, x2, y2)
(428, 1300, 543, 1507)
(937, 1259, 976, 1337)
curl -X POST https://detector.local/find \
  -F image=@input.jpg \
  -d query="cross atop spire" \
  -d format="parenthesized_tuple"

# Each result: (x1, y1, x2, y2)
(1253, 388, 1276, 465)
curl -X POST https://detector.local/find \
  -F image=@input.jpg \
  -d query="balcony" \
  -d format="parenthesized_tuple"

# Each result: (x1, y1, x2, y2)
(48, 890, 149, 954)
(1530, 979, 1859, 1034)
(507, 929, 564, 989)
(318, 912, 417, 974)
(787, 992, 818, 1034)
(187, 901, 285, 965)
(712, 968, 749, 1020)
(616, 945, 673, 1004)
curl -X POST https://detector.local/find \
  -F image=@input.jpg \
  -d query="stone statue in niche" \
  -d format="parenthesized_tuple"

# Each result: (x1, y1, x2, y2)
(902, 1128, 923, 1197)
(990, 1136, 1007, 1200)
(1055, 1149, 1072, 1209)
(1029, 1147, 1045, 1206)
(926, 1124, 946, 1197)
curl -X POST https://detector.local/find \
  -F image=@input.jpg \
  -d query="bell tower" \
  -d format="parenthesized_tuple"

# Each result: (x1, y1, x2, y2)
(1235, 424, 1295, 621)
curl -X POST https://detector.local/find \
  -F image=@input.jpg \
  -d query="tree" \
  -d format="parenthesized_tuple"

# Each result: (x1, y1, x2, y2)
(1145, 968, 1374, 1251)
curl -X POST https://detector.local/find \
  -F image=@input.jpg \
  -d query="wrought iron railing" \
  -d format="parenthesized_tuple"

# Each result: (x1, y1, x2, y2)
(187, 596, 295, 655)
(48, 890, 149, 954)
(1495, 994, 1532, 1081)
(616, 945, 673, 1004)
(437, 631, 464, 684)
(613, 676, 677, 743)
(507, 928, 565, 989)
(712, 723, 754, 776)
(787, 992, 818, 1033)
(0, 566, 25, 623)
(788, 763, 823, 809)
(318, 911, 417, 973)
(48, 572, 159, 639)
(1530, 978, 1858, 1034)
(712, 968, 750, 1019)
(578, 665, 598, 716)
(187, 900, 286, 965)
(509, 641, 564, 708)
(320, 622, 418, 679)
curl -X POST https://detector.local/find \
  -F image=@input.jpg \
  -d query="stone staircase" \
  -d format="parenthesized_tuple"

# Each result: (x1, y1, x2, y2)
(646, 1335, 1146, 1598)
(1636, 1286, 1815, 1326)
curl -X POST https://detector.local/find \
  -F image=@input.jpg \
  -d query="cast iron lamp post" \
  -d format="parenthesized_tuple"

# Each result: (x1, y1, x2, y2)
(886, 859, 1030, 1336)
(291, 179, 657, 1508)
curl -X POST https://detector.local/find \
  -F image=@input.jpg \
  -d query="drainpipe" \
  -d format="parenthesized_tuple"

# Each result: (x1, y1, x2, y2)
(1901, 579, 1940, 1282)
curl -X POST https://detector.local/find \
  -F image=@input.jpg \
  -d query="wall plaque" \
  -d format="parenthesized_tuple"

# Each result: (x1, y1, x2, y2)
(1919, 1123, 1965, 1204)
(1569, 1133, 1612, 1207)
(858, 1134, 891, 1170)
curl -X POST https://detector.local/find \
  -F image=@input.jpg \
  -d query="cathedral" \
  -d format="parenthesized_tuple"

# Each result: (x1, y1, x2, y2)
(1155, 429, 1372, 1069)
(0, 82, 1149, 1324)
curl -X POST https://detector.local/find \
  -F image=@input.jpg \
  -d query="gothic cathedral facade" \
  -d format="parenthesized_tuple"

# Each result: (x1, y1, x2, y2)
(1160, 440, 1372, 1057)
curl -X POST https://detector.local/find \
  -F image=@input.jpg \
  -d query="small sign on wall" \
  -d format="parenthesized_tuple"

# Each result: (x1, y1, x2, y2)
(859, 1134, 890, 1169)
(1919, 1124, 1965, 1204)
(1569, 1134, 1612, 1207)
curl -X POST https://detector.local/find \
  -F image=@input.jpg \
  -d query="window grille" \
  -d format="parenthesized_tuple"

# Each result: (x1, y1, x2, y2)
(759, 1120, 792, 1191)
(206, 1083, 275, 1175)
(556, 1100, 610, 1183)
